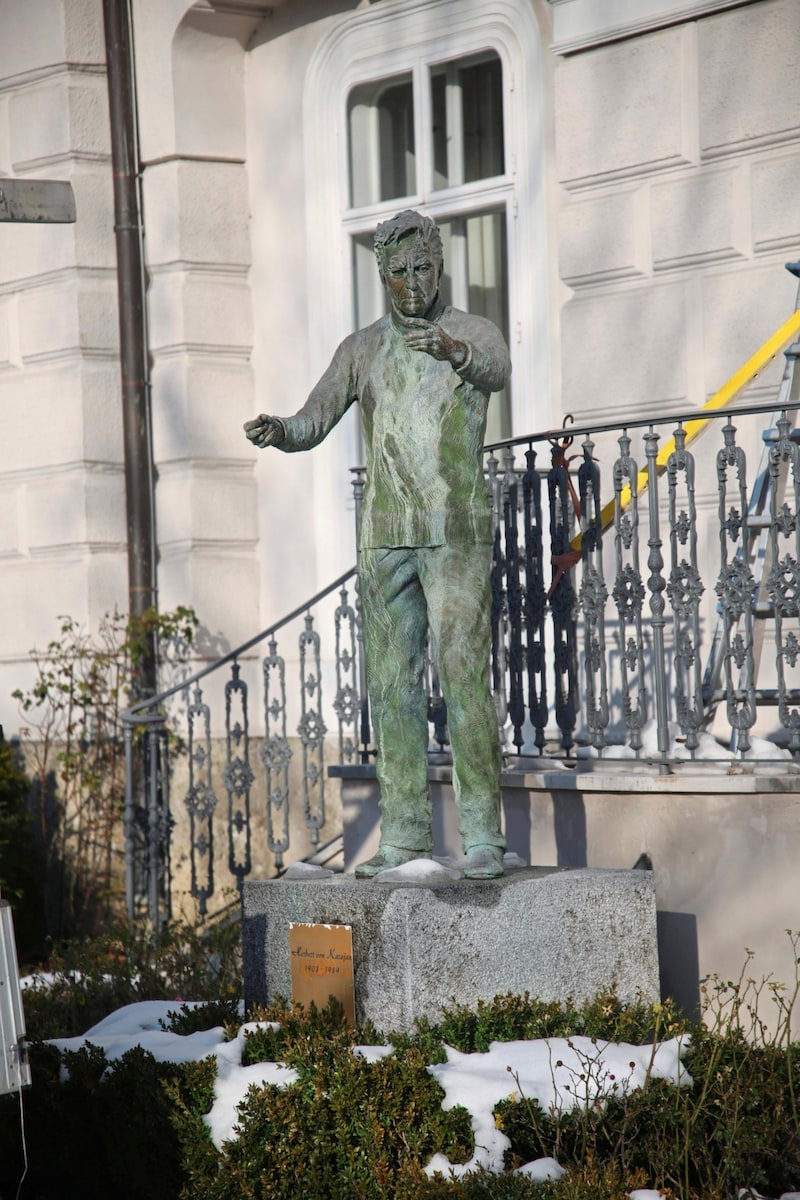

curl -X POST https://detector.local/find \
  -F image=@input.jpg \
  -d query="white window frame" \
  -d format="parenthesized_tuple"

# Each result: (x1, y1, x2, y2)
(302, 0, 555, 440)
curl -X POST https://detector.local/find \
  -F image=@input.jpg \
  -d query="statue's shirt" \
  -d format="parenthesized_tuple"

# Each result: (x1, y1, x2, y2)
(278, 305, 511, 549)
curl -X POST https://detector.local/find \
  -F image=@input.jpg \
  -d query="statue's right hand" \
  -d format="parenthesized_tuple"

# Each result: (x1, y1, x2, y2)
(244, 414, 286, 449)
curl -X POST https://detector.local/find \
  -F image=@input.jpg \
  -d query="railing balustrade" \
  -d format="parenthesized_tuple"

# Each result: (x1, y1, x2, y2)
(121, 569, 360, 928)
(123, 348, 800, 923)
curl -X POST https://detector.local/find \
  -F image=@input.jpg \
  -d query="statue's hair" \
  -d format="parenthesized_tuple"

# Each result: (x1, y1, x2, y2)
(374, 209, 443, 274)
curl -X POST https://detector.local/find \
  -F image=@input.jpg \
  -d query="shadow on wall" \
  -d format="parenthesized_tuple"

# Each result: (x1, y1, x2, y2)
(657, 911, 701, 1022)
(553, 792, 587, 868)
(340, 775, 702, 1020)
(549, 793, 701, 1019)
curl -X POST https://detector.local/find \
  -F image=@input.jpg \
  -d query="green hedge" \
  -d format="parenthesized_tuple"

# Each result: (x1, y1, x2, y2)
(0, 930, 798, 1200)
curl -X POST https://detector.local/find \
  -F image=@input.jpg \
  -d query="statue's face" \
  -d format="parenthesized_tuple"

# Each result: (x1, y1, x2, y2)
(381, 236, 440, 319)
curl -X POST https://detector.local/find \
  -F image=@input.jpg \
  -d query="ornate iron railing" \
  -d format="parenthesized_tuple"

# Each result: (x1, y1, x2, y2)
(123, 345, 800, 924)
(121, 568, 362, 927)
(482, 392, 799, 769)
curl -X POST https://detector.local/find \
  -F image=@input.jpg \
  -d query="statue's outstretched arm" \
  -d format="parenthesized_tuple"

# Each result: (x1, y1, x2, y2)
(243, 338, 358, 454)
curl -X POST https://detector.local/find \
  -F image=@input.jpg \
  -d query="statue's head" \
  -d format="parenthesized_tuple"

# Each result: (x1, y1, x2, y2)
(374, 210, 444, 320)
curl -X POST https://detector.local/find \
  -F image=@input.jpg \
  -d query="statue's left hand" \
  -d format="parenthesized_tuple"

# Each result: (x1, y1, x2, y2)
(403, 319, 468, 369)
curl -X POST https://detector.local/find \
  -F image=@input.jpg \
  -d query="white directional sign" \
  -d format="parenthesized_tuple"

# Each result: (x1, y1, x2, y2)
(0, 179, 76, 223)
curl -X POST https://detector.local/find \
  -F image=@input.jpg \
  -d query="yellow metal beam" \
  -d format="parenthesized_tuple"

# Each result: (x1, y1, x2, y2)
(571, 307, 800, 549)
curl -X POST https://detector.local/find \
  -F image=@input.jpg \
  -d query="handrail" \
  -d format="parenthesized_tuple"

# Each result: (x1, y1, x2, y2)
(485, 393, 800, 457)
(122, 565, 357, 719)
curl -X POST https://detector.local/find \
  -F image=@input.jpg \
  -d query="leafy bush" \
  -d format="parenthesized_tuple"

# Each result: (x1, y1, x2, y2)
(425, 989, 677, 1055)
(13, 606, 198, 940)
(21, 916, 241, 1039)
(0, 933, 798, 1200)
(0, 736, 44, 958)
(0, 1040, 192, 1200)
(161, 998, 243, 1037)
(494, 950, 800, 1200)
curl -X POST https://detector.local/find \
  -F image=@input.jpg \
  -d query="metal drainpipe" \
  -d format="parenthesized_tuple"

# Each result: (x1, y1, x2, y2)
(102, 0, 158, 699)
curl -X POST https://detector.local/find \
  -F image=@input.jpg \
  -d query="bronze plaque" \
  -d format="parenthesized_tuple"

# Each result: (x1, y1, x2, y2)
(289, 922, 355, 1025)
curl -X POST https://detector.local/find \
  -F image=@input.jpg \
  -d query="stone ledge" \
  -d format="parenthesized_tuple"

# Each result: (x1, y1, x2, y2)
(330, 759, 800, 794)
(242, 867, 659, 1034)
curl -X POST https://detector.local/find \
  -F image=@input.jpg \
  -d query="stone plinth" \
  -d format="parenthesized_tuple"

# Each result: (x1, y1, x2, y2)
(242, 867, 659, 1034)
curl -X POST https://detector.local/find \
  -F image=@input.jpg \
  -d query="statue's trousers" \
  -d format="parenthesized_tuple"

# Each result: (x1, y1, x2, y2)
(359, 543, 505, 856)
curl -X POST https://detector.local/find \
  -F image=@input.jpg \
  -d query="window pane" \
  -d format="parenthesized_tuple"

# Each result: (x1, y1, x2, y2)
(432, 71, 448, 190)
(352, 233, 388, 329)
(430, 54, 504, 191)
(348, 76, 416, 207)
(437, 209, 510, 442)
(462, 58, 504, 183)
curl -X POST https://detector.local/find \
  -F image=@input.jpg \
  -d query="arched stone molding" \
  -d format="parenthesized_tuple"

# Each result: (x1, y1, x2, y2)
(303, 0, 558, 436)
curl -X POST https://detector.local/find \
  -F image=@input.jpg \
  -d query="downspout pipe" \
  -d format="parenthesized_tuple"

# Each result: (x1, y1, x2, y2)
(102, 0, 158, 699)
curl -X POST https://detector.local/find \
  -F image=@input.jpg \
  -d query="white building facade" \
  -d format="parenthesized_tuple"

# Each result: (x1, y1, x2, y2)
(1, 0, 799, 992)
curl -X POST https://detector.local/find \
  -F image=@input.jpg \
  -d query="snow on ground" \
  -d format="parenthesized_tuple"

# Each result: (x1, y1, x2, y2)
(42, 999, 694, 1194)
(48, 1001, 226, 1068)
(207, 1021, 298, 1149)
(425, 1034, 692, 1178)
(40, 1000, 800, 1197)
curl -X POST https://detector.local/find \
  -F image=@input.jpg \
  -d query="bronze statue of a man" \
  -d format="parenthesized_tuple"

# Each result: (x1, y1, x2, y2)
(245, 209, 509, 879)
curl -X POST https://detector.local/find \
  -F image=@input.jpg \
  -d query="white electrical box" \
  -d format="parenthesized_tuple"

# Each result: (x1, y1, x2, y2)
(0, 899, 31, 1095)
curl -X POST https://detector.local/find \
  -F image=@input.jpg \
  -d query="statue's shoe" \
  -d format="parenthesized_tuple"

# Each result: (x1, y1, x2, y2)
(354, 846, 430, 879)
(464, 844, 504, 879)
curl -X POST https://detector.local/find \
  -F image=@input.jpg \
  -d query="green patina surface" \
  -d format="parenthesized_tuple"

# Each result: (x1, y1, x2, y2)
(279, 302, 508, 551)
(257, 213, 512, 868)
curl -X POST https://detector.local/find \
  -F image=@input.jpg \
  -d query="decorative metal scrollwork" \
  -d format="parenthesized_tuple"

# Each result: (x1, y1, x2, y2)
(124, 716, 172, 927)
(502, 449, 526, 753)
(768, 411, 800, 750)
(644, 428, 671, 765)
(522, 448, 548, 753)
(425, 652, 449, 751)
(223, 661, 253, 893)
(667, 425, 705, 752)
(578, 436, 609, 749)
(333, 584, 359, 763)
(262, 638, 291, 870)
(298, 613, 327, 842)
(186, 683, 218, 916)
(715, 419, 756, 754)
(547, 430, 579, 753)
(612, 431, 647, 752)
(488, 453, 509, 743)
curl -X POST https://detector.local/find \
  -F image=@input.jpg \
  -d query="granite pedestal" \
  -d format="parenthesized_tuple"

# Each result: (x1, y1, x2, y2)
(242, 866, 660, 1033)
